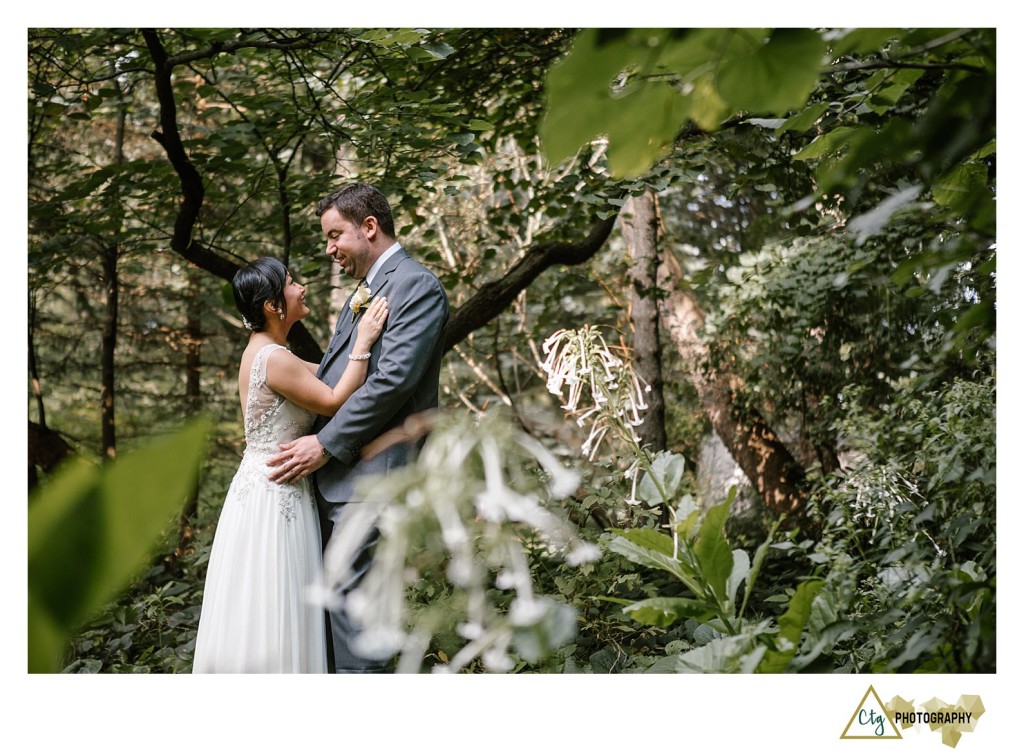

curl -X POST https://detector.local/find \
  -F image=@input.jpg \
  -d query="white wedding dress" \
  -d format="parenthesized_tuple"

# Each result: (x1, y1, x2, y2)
(193, 343, 327, 673)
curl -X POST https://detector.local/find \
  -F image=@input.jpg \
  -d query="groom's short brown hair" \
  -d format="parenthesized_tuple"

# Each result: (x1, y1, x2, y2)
(316, 183, 396, 239)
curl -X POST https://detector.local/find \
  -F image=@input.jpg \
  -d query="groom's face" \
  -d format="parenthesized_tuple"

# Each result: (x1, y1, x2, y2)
(321, 207, 374, 279)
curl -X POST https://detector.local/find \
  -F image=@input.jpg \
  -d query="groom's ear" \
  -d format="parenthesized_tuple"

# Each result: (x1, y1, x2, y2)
(362, 215, 379, 241)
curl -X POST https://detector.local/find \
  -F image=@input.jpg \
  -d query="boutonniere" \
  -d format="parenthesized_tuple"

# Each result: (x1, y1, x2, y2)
(350, 282, 373, 321)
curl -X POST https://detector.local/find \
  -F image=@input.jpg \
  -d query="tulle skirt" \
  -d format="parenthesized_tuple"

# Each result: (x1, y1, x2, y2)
(192, 463, 327, 673)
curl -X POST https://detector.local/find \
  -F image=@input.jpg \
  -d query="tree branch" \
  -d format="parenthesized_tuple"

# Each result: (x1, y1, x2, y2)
(164, 32, 327, 69)
(443, 214, 618, 352)
(827, 60, 985, 75)
(142, 28, 323, 362)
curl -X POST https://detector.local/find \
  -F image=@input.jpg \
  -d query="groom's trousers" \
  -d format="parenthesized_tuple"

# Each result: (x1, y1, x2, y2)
(314, 486, 392, 674)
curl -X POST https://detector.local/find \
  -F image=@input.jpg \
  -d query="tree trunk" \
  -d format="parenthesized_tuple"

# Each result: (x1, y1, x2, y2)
(185, 266, 203, 415)
(658, 252, 807, 521)
(622, 190, 666, 453)
(28, 294, 47, 429)
(100, 101, 127, 462)
(28, 421, 74, 490)
(100, 244, 118, 462)
(177, 266, 204, 555)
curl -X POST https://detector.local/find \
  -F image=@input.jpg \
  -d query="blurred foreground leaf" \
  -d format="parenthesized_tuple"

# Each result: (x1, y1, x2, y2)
(28, 418, 209, 672)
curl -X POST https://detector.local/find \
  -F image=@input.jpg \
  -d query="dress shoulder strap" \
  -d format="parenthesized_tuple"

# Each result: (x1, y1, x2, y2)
(249, 342, 288, 390)
(244, 343, 288, 426)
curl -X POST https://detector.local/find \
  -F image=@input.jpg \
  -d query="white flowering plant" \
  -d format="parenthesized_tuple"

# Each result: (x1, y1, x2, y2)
(311, 411, 599, 673)
(539, 326, 790, 670)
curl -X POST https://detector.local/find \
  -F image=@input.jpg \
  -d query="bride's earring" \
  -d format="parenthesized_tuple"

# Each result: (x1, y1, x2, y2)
(278, 309, 285, 320)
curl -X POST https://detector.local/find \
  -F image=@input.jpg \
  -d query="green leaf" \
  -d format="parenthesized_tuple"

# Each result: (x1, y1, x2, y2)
(613, 527, 674, 556)
(694, 499, 735, 608)
(677, 632, 767, 673)
(829, 28, 899, 56)
(792, 125, 865, 161)
(420, 42, 455, 60)
(847, 185, 922, 244)
(972, 139, 996, 160)
(406, 47, 440, 63)
(756, 579, 825, 673)
(932, 163, 989, 214)
(953, 301, 994, 334)
(776, 101, 829, 134)
(605, 81, 691, 178)
(866, 68, 925, 115)
(28, 419, 209, 672)
(624, 597, 710, 626)
(726, 549, 751, 614)
(607, 530, 699, 593)
(540, 29, 641, 165)
(716, 29, 826, 115)
(686, 72, 732, 132)
(740, 519, 781, 619)
(637, 451, 686, 505)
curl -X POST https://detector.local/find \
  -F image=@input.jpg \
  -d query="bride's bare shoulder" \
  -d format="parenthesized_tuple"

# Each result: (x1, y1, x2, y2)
(237, 338, 284, 382)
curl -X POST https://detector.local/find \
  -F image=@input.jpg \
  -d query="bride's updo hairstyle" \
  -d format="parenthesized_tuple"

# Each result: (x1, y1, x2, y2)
(232, 257, 288, 332)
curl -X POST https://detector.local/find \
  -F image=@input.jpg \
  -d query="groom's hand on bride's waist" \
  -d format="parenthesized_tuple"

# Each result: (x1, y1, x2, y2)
(267, 435, 330, 484)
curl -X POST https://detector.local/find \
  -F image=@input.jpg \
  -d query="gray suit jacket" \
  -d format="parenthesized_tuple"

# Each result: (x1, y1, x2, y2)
(313, 248, 448, 503)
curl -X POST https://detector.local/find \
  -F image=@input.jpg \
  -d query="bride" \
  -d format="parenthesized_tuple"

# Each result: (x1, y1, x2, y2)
(192, 257, 387, 673)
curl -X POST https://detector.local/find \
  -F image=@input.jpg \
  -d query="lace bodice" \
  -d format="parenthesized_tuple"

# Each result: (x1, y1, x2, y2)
(232, 343, 315, 521)
(244, 343, 315, 450)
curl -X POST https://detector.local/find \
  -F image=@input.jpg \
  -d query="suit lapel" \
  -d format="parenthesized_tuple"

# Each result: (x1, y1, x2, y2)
(318, 284, 362, 378)
(318, 249, 409, 377)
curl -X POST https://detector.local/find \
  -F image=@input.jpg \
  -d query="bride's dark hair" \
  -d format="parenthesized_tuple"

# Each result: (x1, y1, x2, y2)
(232, 257, 288, 332)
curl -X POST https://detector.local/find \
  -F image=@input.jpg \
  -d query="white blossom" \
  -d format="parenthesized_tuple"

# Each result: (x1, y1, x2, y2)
(509, 597, 548, 627)
(482, 647, 514, 673)
(566, 542, 602, 566)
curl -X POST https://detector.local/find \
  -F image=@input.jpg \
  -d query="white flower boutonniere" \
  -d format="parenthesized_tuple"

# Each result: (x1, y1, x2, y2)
(350, 282, 373, 321)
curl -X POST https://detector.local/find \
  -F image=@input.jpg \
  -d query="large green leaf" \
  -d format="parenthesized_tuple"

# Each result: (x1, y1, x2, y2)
(606, 529, 698, 593)
(793, 125, 866, 161)
(28, 418, 209, 672)
(637, 451, 686, 506)
(776, 101, 830, 134)
(624, 597, 710, 626)
(757, 579, 825, 673)
(829, 28, 899, 56)
(739, 519, 781, 619)
(605, 82, 692, 178)
(847, 185, 922, 245)
(932, 162, 989, 215)
(694, 499, 735, 608)
(726, 549, 751, 614)
(676, 632, 767, 673)
(865, 68, 925, 115)
(540, 29, 643, 166)
(716, 29, 825, 116)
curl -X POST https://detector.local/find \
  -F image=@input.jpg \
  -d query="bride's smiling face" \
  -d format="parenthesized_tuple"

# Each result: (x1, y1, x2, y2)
(281, 273, 309, 323)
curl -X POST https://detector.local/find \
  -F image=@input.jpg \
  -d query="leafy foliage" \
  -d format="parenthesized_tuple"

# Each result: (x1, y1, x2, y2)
(29, 420, 209, 672)
(803, 374, 996, 672)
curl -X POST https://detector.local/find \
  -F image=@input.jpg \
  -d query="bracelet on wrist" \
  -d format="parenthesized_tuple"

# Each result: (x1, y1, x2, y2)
(349, 352, 371, 361)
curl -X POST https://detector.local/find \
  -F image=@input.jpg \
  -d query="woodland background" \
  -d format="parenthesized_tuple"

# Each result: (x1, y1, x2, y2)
(26, 27, 995, 676)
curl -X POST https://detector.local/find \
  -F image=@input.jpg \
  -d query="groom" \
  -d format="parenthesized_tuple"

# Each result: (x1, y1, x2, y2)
(267, 183, 449, 672)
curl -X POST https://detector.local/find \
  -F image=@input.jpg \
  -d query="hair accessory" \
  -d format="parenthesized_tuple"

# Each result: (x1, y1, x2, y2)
(242, 316, 256, 331)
